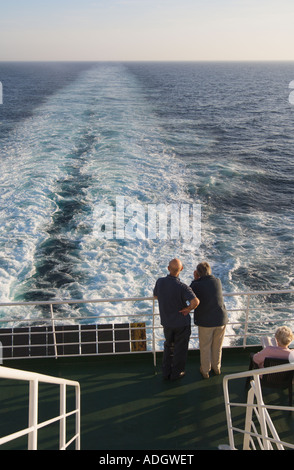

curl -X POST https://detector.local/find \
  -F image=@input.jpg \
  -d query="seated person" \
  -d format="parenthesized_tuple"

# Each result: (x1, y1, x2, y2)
(253, 326, 294, 368)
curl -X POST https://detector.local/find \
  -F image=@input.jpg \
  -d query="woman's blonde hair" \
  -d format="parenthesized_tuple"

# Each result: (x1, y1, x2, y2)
(275, 326, 294, 347)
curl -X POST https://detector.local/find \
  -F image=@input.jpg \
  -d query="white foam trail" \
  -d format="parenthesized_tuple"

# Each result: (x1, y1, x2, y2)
(0, 63, 292, 341)
(0, 64, 201, 326)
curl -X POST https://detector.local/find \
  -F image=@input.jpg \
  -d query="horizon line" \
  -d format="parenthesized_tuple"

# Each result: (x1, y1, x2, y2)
(1, 58, 294, 63)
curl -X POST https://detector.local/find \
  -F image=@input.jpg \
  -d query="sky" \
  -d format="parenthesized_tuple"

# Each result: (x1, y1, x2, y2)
(0, 0, 294, 61)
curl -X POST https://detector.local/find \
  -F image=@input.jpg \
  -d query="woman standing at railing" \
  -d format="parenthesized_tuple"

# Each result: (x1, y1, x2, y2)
(190, 261, 228, 379)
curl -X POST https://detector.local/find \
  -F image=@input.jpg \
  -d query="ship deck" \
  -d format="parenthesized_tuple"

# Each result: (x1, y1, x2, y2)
(1, 347, 294, 451)
(1, 289, 294, 451)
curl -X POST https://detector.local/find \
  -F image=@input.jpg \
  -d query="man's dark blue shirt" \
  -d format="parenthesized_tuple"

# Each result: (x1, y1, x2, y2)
(153, 275, 196, 328)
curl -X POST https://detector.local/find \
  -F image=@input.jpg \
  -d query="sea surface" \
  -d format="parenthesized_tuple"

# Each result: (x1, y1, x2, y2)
(0, 61, 294, 332)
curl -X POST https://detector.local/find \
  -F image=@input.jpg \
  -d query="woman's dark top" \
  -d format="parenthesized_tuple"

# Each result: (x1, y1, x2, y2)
(190, 275, 228, 327)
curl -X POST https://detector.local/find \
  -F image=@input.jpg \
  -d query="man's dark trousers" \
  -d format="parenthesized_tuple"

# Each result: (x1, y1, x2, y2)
(162, 325, 191, 380)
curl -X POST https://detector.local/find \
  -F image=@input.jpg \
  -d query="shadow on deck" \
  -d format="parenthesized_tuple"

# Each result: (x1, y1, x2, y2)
(1, 347, 293, 450)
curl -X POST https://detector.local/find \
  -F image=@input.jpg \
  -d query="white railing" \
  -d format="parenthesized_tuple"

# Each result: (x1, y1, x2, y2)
(0, 289, 293, 451)
(0, 366, 80, 450)
(223, 289, 294, 348)
(0, 289, 293, 365)
(223, 363, 294, 450)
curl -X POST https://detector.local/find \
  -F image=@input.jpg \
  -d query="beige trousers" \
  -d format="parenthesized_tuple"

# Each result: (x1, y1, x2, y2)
(198, 325, 226, 374)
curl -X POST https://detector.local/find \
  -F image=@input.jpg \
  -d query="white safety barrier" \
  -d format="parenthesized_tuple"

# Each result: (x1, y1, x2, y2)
(0, 289, 293, 366)
(0, 366, 80, 450)
(223, 363, 294, 450)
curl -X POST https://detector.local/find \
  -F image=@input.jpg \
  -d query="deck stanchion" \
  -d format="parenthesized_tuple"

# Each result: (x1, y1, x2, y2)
(50, 303, 58, 359)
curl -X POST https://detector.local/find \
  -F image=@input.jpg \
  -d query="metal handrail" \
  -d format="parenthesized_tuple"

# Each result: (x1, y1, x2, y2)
(0, 295, 155, 307)
(0, 366, 80, 450)
(223, 362, 294, 450)
(0, 289, 293, 364)
(0, 289, 293, 450)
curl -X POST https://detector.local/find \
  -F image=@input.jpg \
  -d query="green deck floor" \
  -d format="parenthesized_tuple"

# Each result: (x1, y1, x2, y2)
(1, 347, 293, 451)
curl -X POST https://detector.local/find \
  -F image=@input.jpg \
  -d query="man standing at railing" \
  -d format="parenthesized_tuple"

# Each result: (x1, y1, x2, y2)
(153, 258, 200, 381)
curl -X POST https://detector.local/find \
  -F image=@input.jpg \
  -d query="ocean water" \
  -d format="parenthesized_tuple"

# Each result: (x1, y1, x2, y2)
(0, 61, 294, 330)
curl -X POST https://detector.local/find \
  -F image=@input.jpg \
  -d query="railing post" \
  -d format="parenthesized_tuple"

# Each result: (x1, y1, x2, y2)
(60, 383, 66, 450)
(75, 385, 81, 450)
(28, 379, 39, 450)
(243, 384, 255, 449)
(253, 376, 271, 450)
(50, 303, 58, 359)
(243, 294, 251, 348)
(152, 297, 156, 367)
(223, 375, 235, 450)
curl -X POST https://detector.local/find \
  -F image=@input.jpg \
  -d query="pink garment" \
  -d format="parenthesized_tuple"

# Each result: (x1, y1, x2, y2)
(253, 346, 292, 368)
